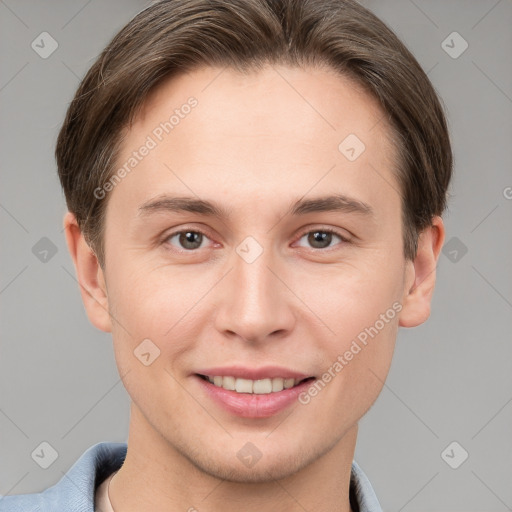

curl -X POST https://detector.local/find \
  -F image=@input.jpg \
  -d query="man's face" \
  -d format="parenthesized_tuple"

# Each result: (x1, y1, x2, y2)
(100, 64, 414, 481)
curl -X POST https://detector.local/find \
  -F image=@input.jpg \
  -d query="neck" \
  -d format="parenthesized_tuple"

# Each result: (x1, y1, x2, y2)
(109, 403, 357, 512)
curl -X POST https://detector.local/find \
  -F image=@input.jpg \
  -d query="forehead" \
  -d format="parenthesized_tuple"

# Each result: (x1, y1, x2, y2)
(108, 64, 400, 225)
(136, 64, 390, 150)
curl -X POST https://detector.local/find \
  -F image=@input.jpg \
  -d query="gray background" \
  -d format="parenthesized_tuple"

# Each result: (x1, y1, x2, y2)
(1, 0, 511, 510)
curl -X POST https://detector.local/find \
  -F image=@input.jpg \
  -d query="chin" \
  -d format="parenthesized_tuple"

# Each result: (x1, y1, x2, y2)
(201, 458, 306, 484)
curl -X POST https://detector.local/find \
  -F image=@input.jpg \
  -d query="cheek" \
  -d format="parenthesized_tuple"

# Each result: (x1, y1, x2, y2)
(106, 264, 202, 414)
(302, 254, 403, 395)
(107, 260, 213, 361)
(299, 254, 403, 341)
(302, 305, 399, 427)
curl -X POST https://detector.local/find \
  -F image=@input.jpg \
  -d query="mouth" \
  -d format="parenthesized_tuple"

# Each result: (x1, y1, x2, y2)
(194, 372, 317, 418)
(192, 364, 318, 418)
(196, 373, 316, 395)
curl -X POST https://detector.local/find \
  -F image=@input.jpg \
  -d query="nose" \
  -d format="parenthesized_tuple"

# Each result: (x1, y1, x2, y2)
(214, 242, 296, 344)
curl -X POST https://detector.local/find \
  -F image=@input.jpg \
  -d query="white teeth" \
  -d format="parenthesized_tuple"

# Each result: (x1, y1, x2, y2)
(253, 378, 272, 394)
(283, 378, 295, 389)
(271, 377, 284, 392)
(235, 378, 253, 393)
(222, 376, 236, 390)
(204, 375, 306, 394)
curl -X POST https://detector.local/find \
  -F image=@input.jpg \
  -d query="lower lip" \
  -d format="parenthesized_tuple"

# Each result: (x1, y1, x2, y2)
(194, 375, 315, 418)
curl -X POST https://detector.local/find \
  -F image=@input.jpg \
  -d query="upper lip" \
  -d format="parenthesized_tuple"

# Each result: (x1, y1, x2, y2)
(194, 365, 313, 381)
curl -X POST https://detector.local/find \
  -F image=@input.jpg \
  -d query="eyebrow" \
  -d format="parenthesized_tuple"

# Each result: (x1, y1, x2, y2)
(137, 193, 374, 219)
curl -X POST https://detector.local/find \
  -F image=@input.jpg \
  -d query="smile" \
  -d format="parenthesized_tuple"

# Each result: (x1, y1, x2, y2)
(197, 374, 314, 394)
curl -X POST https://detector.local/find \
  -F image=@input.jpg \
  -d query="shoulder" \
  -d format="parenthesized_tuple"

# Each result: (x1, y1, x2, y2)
(350, 460, 383, 512)
(0, 442, 127, 512)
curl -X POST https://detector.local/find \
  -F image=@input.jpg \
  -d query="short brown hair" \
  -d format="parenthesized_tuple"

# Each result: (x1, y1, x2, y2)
(56, 0, 452, 266)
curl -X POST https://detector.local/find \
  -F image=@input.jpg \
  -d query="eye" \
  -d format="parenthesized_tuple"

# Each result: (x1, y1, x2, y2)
(162, 227, 349, 252)
(295, 228, 349, 250)
(165, 229, 211, 251)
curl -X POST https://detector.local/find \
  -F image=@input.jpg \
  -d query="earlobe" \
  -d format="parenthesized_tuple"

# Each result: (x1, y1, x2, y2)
(398, 216, 445, 328)
(63, 211, 112, 332)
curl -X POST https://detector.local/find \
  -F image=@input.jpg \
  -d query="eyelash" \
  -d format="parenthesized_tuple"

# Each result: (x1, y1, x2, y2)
(162, 226, 350, 252)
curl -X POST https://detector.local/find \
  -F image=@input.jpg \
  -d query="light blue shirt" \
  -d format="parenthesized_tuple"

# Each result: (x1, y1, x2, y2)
(0, 442, 383, 511)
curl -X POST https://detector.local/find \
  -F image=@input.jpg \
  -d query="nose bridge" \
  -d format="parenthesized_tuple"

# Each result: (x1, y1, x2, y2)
(215, 237, 295, 342)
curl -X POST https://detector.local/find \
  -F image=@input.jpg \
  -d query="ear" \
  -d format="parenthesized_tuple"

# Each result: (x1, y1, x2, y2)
(399, 216, 445, 327)
(63, 211, 112, 332)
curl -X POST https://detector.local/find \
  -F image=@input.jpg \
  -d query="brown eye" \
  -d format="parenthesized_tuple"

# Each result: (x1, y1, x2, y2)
(308, 231, 333, 249)
(296, 229, 347, 250)
(167, 230, 206, 250)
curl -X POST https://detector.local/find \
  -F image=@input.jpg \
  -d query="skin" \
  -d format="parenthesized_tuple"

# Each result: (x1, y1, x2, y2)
(65, 64, 444, 512)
